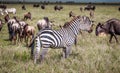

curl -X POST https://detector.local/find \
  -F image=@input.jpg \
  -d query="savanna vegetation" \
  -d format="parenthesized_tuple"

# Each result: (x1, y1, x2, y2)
(0, 4, 120, 73)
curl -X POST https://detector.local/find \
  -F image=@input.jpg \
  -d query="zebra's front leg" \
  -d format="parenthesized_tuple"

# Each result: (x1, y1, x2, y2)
(40, 48, 48, 63)
(63, 46, 71, 58)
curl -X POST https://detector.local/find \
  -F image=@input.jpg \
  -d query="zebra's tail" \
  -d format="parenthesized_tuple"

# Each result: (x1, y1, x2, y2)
(34, 36, 41, 64)
(28, 31, 42, 63)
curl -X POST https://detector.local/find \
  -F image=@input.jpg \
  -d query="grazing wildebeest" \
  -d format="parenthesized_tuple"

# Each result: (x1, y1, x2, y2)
(69, 11, 76, 18)
(33, 4, 39, 7)
(29, 16, 93, 64)
(41, 5, 45, 10)
(84, 5, 96, 11)
(96, 18, 120, 43)
(0, 19, 3, 31)
(22, 5, 26, 10)
(7, 17, 17, 41)
(90, 10, 94, 18)
(80, 7, 83, 12)
(54, 5, 63, 11)
(4, 14, 10, 23)
(11, 22, 20, 44)
(17, 21, 27, 42)
(118, 7, 120, 11)
(0, 4, 7, 9)
(5, 8, 16, 14)
(24, 24, 35, 46)
(37, 17, 54, 30)
(24, 12, 31, 20)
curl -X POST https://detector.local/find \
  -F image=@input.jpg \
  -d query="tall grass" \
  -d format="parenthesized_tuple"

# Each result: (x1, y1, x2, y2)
(0, 4, 120, 73)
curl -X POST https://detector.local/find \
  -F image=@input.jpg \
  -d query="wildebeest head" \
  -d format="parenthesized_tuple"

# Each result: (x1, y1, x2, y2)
(69, 11, 75, 18)
(4, 14, 10, 23)
(41, 5, 45, 9)
(95, 22, 107, 36)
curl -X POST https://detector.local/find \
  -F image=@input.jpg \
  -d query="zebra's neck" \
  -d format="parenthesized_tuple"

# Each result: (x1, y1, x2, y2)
(68, 18, 80, 36)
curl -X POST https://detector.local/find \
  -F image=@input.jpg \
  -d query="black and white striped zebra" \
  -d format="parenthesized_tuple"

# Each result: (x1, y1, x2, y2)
(29, 16, 93, 64)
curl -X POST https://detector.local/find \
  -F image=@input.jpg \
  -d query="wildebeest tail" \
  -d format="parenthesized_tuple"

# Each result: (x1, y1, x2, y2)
(30, 34, 35, 58)
(74, 37, 77, 47)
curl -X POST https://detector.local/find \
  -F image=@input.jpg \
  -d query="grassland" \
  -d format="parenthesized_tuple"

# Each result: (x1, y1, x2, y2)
(0, 4, 120, 73)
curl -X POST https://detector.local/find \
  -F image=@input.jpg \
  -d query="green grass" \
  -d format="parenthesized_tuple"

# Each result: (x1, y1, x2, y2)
(0, 4, 120, 73)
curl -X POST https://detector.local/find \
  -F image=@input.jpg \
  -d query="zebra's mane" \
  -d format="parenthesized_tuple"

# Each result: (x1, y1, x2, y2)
(63, 15, 81, 28)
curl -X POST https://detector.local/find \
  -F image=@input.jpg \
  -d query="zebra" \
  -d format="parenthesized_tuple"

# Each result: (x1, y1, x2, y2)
(29, 16, 93, 64)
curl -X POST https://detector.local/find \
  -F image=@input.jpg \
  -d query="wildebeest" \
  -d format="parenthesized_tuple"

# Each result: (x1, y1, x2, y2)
(7, 17, 17, 40)
(37, 17, 53, 30)
(5, 8, 16, 14)
(0, 4, 7, 9)
(90, 10, 94, 18)
(11, 22, 20, 44)
(84, 5, 96, 11)
(69, 11, 76, 18)
(17, 21, 27, 42)
(22, 5, 26, 10)
(80, 7, 83, 12)
(24, 24, 35, 46)
(0, 19, 3, 31)
(118, 7, 120, 11)
(96, 18, 120, 43)
(54, 5, 63, 11)
(24, 12, 31, 20)
(41, 5, 45, 9)
(33, 4, 39, 7)
(4, 14, 10, 23)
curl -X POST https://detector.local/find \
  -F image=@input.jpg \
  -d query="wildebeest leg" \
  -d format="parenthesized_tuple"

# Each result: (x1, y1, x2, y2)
(63, 46, 71, 58)
(109, 35, 113, 43)
(113, 33, 119, 43)
(40, 48, 48, 63)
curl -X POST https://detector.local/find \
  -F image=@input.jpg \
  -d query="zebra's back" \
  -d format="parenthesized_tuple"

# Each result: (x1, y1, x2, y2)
(38, 29, 63, 48)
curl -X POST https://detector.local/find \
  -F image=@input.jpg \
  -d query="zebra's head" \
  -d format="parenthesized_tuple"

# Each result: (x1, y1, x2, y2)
(78, 16, 93, 33)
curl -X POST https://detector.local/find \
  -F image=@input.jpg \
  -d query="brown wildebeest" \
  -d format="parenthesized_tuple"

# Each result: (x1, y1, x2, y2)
(22, 5, 26, 10)
(54, 5, 63, 11)
(11, 22, 20, 44)
(24, 12, 31, 20)
(84, 5, 96, 11)
(37, 17, 54, 30)
(80, 7, 83, 12)
(118, 7, 120, 11)
(18, 21, 27, 42)
(24, 24, 35, 46)
(41, 5, 45, 10)
(4, 14, 10, 23)
(69, 11, 76, 18)
(7, 17, 17, 41)
(96, 18, 120, 43)
(90, 10, 94, 18)
(0, 4, 7, 9)
(33, 4, 39, 7)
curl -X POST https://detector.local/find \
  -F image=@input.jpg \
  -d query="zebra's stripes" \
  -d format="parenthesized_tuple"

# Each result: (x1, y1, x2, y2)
(29, 16, 93, 64)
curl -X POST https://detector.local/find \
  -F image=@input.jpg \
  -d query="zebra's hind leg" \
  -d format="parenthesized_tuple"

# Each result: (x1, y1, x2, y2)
(40, 48, 48, 63)
(63, 46, 71, 58)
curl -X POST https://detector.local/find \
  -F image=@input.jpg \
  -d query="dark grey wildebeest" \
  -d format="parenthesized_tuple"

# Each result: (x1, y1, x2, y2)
(96, 18, 120, 43)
